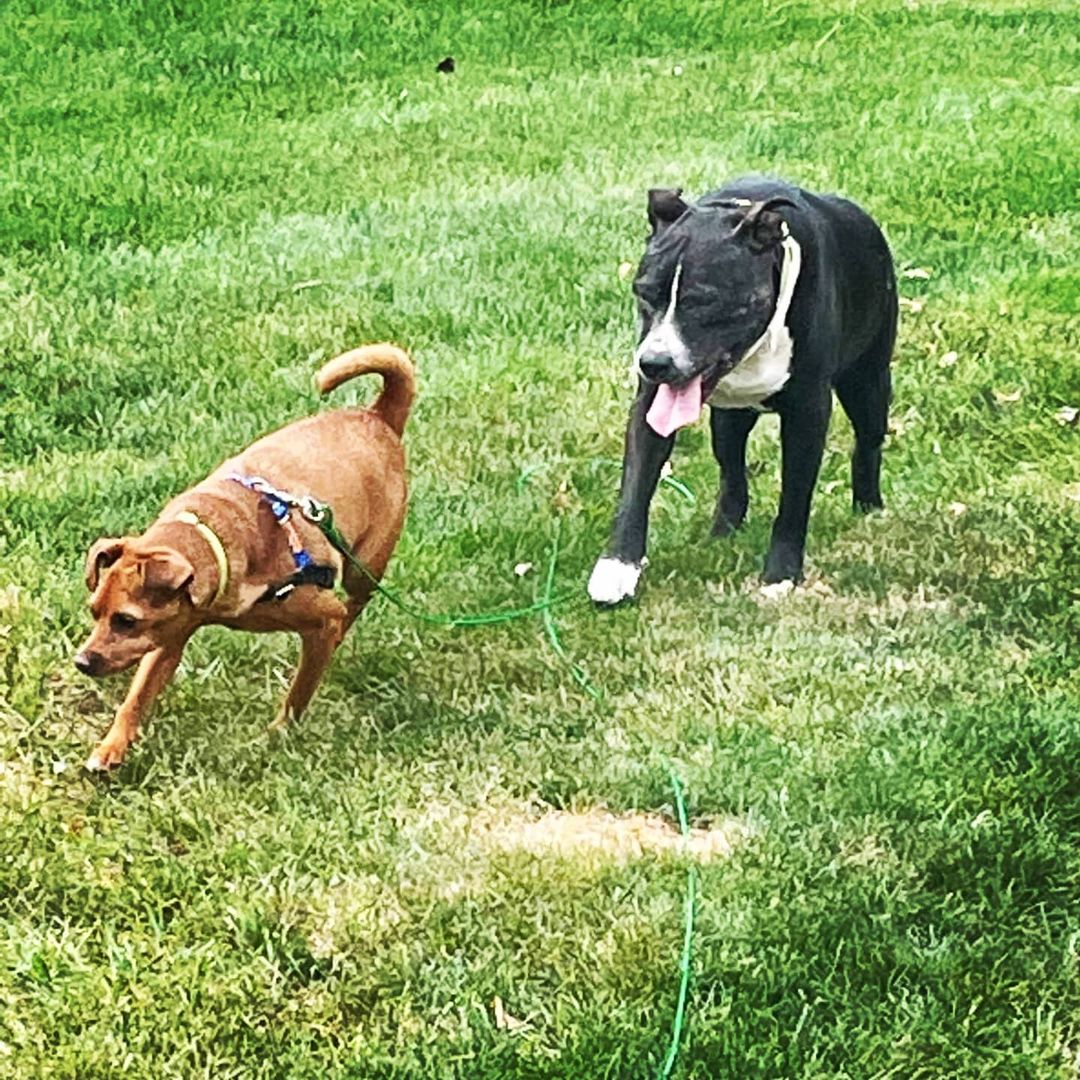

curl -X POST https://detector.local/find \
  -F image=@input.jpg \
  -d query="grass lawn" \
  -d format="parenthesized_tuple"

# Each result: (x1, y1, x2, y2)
(1, 0, 1078, 1075)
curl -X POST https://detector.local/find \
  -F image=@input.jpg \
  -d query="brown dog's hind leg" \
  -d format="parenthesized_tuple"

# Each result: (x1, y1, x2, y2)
(343, 579, 377, 634)
(269, 591, 349, 732)
(86, 645, 187, 771)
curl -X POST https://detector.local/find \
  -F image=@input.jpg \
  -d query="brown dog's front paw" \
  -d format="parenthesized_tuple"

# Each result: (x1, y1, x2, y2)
(85, 739, 129, 772)
(267, 704, 296, 734)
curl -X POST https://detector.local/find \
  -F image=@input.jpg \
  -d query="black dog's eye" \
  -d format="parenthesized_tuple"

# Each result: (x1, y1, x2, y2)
(110, 613, 138, 632)
(635, 290, 662, 316)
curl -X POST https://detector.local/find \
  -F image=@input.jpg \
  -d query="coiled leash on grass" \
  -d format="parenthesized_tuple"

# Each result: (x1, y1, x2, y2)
(246, 473, 698, 1075)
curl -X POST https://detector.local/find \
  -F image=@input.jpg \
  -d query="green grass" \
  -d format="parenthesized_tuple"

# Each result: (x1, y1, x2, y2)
(1, 0, 1079, 1075)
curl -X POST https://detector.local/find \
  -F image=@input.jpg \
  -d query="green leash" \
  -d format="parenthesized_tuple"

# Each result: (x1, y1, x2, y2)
(658, 769, 697, 1080)
(308, 492, 697, 1076)
(540, 520, 602, 701)
(540, 523, 698, 1079)
(311, 504, 579, 627)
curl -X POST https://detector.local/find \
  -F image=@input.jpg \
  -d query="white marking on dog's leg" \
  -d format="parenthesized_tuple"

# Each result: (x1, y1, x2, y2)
(588, 557, 643, 604)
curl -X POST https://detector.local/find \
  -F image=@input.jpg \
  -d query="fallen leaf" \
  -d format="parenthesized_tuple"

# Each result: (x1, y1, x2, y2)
(617, 261, 634, 281)
(901, 266, 932, 280)
(551, 479, 578, 514)
(493, 996, 528, 1032)
(947, 502, 967, 516)
(899, 297, 924, 313)
(938, 350, 958, 367)
(993, 388, 1022, 405)
(1055, 405, 1079, 426)
(513, 562, 533, 577)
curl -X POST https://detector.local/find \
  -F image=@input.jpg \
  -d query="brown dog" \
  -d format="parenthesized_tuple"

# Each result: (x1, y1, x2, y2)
(74, 343, 414, 771)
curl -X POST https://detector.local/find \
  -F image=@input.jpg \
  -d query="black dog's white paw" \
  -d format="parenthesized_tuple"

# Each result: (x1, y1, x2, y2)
(587, 557, 644, 605)
(763, 543, 804, 586)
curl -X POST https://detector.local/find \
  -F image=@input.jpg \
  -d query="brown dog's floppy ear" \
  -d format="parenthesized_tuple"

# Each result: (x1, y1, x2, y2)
(141, 548, 204, 604)
(648, 188, 689, 236)
(733, 196, 797, 253)
(84, 538, 126, 591)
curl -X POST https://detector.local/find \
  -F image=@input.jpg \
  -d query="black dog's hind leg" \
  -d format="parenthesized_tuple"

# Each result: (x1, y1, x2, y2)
(710, 407, 759, 536)
(764, 387, 832, 583)
(835, 348, 892, 514)
(589, 383, 674, 603)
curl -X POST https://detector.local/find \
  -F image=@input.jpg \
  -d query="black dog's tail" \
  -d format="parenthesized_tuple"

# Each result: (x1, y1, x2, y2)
(315, 343, 416, 436)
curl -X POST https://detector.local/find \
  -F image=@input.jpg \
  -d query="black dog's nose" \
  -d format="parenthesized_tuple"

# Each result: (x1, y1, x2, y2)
(74, 651, 102, 677)
(639, 354, 675, 381)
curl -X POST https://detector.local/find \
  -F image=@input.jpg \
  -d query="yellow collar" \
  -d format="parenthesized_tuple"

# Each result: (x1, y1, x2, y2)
(176, 510, 229, 606)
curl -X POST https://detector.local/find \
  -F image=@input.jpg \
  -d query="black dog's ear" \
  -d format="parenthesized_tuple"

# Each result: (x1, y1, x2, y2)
(732, 197, 797, 253)
(84, 538, 126, 591)
(647, 188, 689, 236)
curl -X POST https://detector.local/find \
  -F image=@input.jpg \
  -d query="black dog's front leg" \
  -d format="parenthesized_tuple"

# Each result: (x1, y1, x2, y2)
(710, 407, 760, 536)
(588, 383, 674, 603)
(764, 386, 832, 584)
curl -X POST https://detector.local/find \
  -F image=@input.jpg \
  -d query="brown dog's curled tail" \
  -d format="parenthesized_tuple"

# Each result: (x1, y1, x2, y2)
(315, 343, 416, 436)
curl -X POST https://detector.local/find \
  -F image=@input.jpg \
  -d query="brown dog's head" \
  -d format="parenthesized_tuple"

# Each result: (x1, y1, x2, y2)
(74, 537, 209, 676)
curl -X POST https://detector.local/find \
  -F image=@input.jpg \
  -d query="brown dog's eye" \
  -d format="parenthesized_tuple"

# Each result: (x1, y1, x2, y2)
(110, 613, 138, 632)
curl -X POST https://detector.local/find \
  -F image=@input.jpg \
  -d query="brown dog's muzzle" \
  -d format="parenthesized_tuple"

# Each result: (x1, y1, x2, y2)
(74, 650, 107, 677)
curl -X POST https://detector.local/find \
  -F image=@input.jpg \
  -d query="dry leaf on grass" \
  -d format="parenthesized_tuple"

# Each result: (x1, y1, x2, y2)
(993, 388, 1023, 405)
(1055, 406, 1078, 427)
(492, 996, 529, 1033)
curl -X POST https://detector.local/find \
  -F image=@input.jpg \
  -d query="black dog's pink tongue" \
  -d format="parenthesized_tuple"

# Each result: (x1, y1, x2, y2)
(646, 375, 703, 436)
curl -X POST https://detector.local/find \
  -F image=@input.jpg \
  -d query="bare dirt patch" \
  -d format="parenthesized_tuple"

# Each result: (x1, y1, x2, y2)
(478, 807, 750, 865)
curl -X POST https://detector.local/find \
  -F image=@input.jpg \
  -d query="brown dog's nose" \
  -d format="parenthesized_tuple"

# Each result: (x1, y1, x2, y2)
(74, 651, 103, 677)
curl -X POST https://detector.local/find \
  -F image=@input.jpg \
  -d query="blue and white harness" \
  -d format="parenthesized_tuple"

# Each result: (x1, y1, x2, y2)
(229, 474, 339, 602)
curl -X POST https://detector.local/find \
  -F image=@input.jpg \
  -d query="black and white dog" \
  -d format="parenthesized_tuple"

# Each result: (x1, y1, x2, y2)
(589, 178, 897, 603)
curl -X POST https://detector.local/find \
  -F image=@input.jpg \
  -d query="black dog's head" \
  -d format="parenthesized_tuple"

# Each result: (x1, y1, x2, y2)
(632, 189, 794, 394)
